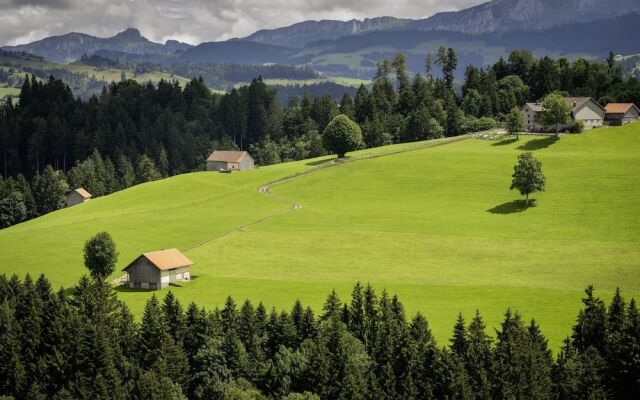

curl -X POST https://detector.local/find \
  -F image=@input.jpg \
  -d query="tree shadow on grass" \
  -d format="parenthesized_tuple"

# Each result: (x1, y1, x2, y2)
(487, 199, 537, 214)
(491, 137, 519, 146)
(517, 136, 557, 151)
(306, 158, 331, 166)
(306, 156, 351, 166)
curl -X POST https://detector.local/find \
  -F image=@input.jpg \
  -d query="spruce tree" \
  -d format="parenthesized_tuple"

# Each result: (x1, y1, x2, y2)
(450, 313, 468, 358)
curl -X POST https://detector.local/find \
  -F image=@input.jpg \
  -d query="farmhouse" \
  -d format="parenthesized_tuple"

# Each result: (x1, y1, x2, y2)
(206, 151, 255, 172)
(604, 103, 640, 126)
(522, 102, 545, 132)
(521, 97, 604, 132)
(123, 248, 193, 290)
(66, 188, 92, 207)
(567, 97, 605, 130)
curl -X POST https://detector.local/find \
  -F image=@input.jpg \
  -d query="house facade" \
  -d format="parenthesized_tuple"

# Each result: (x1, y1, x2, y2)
(604, 103, 640, 126)
(206, 151, 255, 171)
(123, 248, 193, 290)
(66, 188, 92, 207)
(521, 97, 604, 133)
(567, 97, 605, 130)
(521, 102, 545, 132)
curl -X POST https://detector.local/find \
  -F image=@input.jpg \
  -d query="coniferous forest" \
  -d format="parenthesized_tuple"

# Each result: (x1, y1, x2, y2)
(0, 274, 638, 399)
(1, 49, 640, 230)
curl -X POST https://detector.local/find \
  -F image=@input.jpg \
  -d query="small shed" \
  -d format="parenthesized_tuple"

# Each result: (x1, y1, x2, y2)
(206, 151, 255, 172)
(604, 103, 640, 126)
(123, 248, 193, 290)
(67, 188, 92, 207)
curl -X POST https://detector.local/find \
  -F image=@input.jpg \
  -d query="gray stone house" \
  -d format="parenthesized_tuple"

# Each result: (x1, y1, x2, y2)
(604, 103, 640, 126)
(67, 188, 92, 207)
(123, 248, 193, 290)
(206, 151, 255, 171)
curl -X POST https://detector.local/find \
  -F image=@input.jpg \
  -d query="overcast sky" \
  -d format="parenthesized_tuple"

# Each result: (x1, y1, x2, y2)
(0, 0, 486, 46)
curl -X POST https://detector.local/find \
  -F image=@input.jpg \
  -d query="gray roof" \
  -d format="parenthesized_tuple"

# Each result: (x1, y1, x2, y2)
(523, 103, 543, 112)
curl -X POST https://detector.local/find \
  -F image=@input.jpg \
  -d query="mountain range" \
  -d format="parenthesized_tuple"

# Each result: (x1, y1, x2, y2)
(2, 0, 640, 79)
(3, 28, 191, 64)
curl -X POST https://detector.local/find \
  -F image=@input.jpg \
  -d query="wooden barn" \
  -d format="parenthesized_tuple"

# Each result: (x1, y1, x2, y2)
(67, 188, 92, 207)
(206, 151, 255, 172)
(604, 103, 640, 126)
(123, 248, 193, 290)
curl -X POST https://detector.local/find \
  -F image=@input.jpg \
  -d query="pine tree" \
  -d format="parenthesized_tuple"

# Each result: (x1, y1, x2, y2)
(572, 286, 607, 354)
(321, 289, 342, 321)
(450, 313, 468, 358)
(0, 300, 25, 396)
(349, 283, 366, 343)
(466, 311, 493, 400)
(162, 291, 186, 343)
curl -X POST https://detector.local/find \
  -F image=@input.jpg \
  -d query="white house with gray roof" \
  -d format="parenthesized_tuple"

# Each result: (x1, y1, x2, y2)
(521, 97, 605, 133)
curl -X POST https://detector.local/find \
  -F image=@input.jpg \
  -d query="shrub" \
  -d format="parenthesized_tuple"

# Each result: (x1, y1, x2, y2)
(570, 120, 585, 133)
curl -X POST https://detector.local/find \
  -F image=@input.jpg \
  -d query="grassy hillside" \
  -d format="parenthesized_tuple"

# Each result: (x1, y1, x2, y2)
(1, 126, 639, 350)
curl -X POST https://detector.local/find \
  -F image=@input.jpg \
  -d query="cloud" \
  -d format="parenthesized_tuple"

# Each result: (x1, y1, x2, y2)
(0, 0, 485, 46)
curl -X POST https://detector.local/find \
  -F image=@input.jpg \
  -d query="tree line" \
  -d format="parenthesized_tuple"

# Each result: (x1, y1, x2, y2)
(0, 273, 637, 399)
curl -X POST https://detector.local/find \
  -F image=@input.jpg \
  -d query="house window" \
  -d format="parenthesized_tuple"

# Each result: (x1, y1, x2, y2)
(133, 282, 141, 288)
(149, 282, 157, 289)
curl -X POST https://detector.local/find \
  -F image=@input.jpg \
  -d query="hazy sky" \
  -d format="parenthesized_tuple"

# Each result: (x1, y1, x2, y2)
(0, 0, 486, 46)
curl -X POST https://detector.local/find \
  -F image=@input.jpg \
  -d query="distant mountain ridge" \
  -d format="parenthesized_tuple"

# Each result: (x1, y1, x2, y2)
(242, 17, 409, 48)
(3, 28, 191, 63)
(407, 0, 640, 33)
(240, 0, 640, 48)
(2, 0, 640, 77)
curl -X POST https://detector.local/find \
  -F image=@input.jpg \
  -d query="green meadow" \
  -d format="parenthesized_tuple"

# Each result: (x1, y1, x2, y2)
(1, 125, 639, 350)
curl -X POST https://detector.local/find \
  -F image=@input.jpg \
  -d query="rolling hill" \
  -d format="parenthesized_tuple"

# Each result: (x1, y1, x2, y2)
(1, 125, 639, 351)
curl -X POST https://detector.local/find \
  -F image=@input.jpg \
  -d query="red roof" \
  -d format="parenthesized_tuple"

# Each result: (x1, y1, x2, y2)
(605, 103, 637, 114)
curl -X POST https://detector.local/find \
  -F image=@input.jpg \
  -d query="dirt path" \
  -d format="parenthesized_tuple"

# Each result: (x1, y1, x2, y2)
(182, 132, 491, 254)
(112, 132, 488, 285)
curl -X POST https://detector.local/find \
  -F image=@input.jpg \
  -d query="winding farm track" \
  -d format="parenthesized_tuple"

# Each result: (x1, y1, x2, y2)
(112, 132, 490, 284)
(182, 131, 489, 253)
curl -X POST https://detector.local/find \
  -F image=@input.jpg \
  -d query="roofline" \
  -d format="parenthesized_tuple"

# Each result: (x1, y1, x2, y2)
(122, 254, 193, 271)
(207, 150, 248, 163)
(605, 103, 640, 114)
(571, 98, 605, 113)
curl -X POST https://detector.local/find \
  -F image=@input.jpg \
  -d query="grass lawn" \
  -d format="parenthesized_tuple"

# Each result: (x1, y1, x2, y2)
(1, 126, 639, 350)
(0, 87, 20, 98)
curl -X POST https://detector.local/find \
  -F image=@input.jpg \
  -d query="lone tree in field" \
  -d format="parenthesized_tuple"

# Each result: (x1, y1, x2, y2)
(84, 232, 118, 279)
(540, 93, 570, 137)
(506, 107, 525, 139)
(322, 114, 362, 158)
(510, 152, 545, 203)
